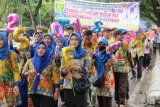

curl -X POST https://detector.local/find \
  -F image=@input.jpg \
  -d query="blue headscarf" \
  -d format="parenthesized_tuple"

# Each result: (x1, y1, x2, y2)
(23, 32, 30, 52)
(32, 32, 42, 49)
(31, 41, 52, 93)
(68, 32, 88, 59)
(57, 37, 68, 51)
(93, 37, 112, 78)
(0, 32, 9, 60)
(44, 34, 56, 56)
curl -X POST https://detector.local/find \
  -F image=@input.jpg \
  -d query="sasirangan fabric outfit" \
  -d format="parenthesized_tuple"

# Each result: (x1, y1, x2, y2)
(30, 32, 42, 58)
(22, 41, 60, 107)
(0, 32, 21, 106)
(61, 32, 91, 107)
(130, 33, 146, 79)
(82, 41, 97, 107)
(92, 37, 114, 107)
(16, 32, 31, 107)
(56, 36, 68, 103)
(113, 41, 134, 105)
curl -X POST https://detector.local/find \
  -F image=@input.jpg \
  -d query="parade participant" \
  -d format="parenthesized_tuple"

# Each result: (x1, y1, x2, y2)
(61, 32, 91, 107)
(30, 32, 42, 58)
(8, 32, 30, 107)
(92, 31, 99, 46)
(82, 30, 95, 56)
(155, 28, 160, 54)
(55, 36, 67, 106)
(143, 38, 152, 69)
(92, 37, 115, 107)
(0, 32, 21, 107)
(17, 33, 30, 107)
(63, 31, 70, 41)
(130, 32, 146, 80)
(22, 41, 60, 107)
(44, 33, 56, 57)
(65, 25, 74, 36)
(82, 30, 97, 107)
(102, 28, 115, 45)
(113, 29, 135, 107)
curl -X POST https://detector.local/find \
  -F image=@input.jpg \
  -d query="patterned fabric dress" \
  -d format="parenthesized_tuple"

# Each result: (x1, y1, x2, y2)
(0, 51, 21, 106)
(96, 58, 115, 97)
(22, 59, 60, 97)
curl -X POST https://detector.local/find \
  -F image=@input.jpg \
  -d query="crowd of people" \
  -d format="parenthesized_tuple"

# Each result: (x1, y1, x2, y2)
(0, 24, 159, 107)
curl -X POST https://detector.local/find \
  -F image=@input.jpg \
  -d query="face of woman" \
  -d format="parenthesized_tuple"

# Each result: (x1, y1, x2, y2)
(0, 38, 4, 48)
(34, 34, 41, 43)
(44, 36, 52, 46)
(38, 44, 46, 57)
(69, 35, 79, 47)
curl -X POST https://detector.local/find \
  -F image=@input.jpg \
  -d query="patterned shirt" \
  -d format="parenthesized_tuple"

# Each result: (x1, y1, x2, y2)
(22, 59, 60, 97)
(0, 51, 21, 106)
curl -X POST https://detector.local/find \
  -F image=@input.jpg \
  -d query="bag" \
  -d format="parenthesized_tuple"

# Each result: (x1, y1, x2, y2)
(93, 74, 104, 88)
(72, 75, 91, 92)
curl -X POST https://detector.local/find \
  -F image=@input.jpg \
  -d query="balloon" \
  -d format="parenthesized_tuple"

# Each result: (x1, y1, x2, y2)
(73, 19, 81, 35)
(57, 19, 70, 31)
(109, 41, 122, 51)
(13, 28, 29, 51)
(92, 20, 103, 33)
(62, 46, 75, 68)
(7, 13, 19, 33)
(50, 22, 63, 38)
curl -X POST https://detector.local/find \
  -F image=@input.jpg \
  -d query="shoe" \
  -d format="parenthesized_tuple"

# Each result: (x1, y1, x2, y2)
(119, 104, 125, 107)
(126, 93, 129, 100)
(61, 102, 65, 106)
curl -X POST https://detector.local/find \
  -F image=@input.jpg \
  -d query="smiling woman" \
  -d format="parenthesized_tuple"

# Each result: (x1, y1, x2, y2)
(0, 32, 21, 107)
(22, 41, 60, 107)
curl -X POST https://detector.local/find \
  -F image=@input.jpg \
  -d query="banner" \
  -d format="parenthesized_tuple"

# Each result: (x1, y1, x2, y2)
(140, 21, 148, 32)
(54, 0, 140, 31)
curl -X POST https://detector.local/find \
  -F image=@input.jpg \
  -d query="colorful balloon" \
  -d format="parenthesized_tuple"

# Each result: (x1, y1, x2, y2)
(13, 28, 29, 51)
(92, 20, 103, 33)
(109, 41, 122, 51)
(73, 19, 81, 35)
(7, 13, 19, 33)
(57, 19, 70, 31)
(50, 22, 63, 38)
(62, 46, 75, 68)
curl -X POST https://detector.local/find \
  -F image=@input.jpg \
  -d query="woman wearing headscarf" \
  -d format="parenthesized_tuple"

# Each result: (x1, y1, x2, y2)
(55, 36, 68, 106)
(61, 32, 91, 107)
(92, 37, 114, 107)
(22, 41, 60, 107)
(30, 32, 42, 58)
(8, 32, 30, 107)
(44, 34, 56, 58)
(0, 32, 21, 107)
(130, 32, 146, 80)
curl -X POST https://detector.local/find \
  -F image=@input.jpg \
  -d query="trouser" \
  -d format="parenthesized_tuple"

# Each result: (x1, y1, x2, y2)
(126, 79, 129, 100)
(64, 89, 87, 107)
(143, 54, 151, 68)
(153, 42, 157, 55)
(60, 90, 65, 102)
(97, 96, 112, 107)
(16, 79, 28, 107)
(30, 94, 57, 107)
(157, 43, 160, 54)
(134, 55, 143, 79)
(114, 72, 128, 105)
